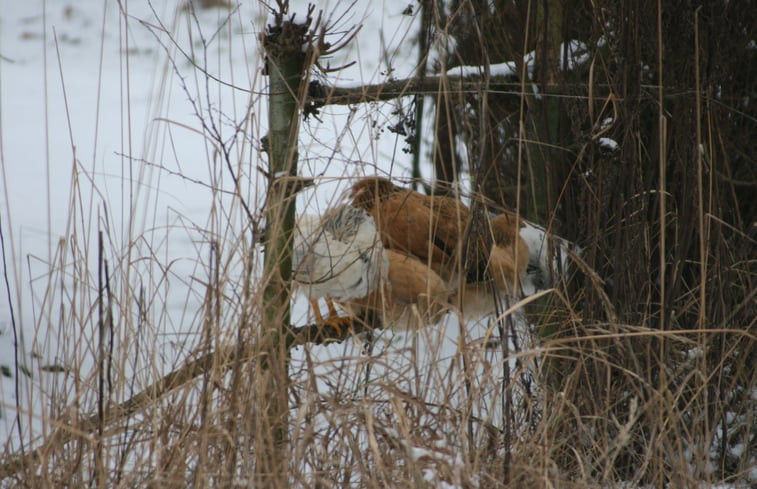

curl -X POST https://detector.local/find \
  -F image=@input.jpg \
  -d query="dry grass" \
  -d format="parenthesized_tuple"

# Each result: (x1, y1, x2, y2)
(1, 1, 754, 488)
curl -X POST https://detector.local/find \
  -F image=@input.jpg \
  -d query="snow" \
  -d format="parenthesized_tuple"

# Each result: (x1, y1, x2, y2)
(531, 82, 542, 99)
(446, 39, 591, 83)
(561, 40, 590, 70)
(446, 61, 518, 78)
(686, 346, 705, 359)
(0, 0, 423, 445)
(599, 116, 614, 130)
(598, 136, 619, 150)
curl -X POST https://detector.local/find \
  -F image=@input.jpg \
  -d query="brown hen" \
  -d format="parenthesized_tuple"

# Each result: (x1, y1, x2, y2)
(349, 177, 530, 319)
(339, 249, 451, 330)
(350, 177, 469, 281)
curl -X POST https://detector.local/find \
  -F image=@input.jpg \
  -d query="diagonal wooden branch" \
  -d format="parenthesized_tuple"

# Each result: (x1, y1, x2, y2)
(0, 319, 375, 480)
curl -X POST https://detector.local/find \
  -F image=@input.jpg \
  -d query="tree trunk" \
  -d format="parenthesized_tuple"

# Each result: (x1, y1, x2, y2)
(257, 12, 309, 488)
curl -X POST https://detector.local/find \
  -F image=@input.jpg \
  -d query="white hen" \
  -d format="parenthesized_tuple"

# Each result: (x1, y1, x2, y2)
(292, 205, 388, 325)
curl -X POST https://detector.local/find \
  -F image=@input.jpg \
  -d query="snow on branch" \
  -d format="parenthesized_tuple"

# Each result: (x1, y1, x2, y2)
(307, 75, 524, 108)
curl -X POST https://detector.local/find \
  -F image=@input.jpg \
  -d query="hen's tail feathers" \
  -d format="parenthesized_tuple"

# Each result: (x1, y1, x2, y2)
(519, 221, 580, 297)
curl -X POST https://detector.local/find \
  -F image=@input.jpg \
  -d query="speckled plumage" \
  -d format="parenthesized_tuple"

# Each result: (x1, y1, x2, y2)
(292, 205, 387, 301)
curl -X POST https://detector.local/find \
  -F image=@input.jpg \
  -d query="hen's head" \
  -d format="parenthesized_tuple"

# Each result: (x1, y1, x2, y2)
(350, 177, 399, 210)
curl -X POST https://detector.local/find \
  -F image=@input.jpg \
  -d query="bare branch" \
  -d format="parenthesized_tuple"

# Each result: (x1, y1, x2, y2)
(308, 76, 524, 106)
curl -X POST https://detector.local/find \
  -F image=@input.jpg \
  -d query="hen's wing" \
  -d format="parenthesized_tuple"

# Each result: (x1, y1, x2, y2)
(351, 177, 469, 280)
(350, 177, 574, 321)
(341, 249, 451, 329)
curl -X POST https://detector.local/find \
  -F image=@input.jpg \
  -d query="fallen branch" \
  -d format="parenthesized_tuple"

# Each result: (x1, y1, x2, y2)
(0, 318, 374, 480)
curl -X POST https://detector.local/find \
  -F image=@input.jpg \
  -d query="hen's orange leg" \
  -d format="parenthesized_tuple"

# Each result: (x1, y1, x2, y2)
(310, 297, 351, 336)
(309, 298, 325, 323)
(325, 298, 339, 319)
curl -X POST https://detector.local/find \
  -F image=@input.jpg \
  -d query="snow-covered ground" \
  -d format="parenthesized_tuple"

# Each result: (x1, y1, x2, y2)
(0, 0, 362, 430)
(0, 0, 505, 453)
